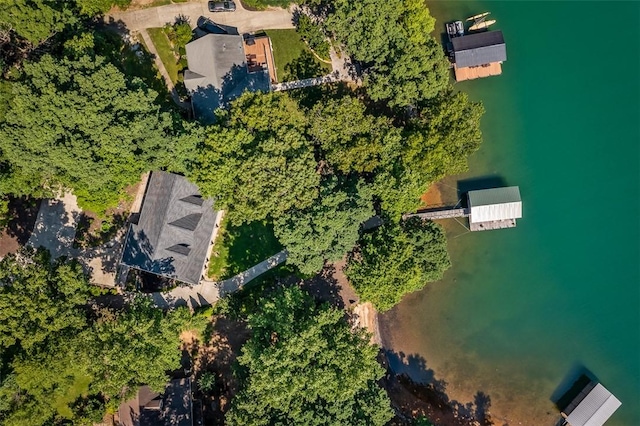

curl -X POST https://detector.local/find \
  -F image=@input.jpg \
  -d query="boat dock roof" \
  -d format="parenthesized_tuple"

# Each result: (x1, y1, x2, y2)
(562, 382, 622, 426)
(452, 30, 506, 68)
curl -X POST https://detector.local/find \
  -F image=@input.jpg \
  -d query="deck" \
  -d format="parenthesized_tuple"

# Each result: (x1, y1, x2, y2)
(454, 62, 502, 81)
(469, 218, 516, 231)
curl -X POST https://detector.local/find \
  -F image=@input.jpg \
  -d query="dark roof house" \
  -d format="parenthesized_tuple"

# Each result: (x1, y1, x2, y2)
(452, 30, 507, 68)
(120, 171, 219, 285)
(117, 379, 193, 426)
(184, 32, 270, 122)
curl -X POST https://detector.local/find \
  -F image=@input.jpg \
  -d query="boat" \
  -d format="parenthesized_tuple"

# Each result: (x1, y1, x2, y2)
(469, 19, 496, 31)
(445, 20, 465, 40)
(466, 12, 490, 22)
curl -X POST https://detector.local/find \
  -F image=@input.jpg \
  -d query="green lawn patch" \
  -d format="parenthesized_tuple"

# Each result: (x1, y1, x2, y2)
(240, 0, 291, 10)
(264, 29, 332, 82)
(207, 218, 283, 281)
(146, 27, 180, 83)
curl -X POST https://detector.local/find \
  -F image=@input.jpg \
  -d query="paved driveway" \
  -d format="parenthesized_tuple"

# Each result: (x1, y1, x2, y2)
(107, 0, 294, 33)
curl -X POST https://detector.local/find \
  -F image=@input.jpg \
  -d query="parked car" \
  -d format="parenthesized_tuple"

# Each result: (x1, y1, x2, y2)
(208, 1, 236, 12)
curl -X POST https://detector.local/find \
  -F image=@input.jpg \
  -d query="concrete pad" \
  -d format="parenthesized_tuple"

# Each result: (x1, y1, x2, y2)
(28, 192, 81, 259)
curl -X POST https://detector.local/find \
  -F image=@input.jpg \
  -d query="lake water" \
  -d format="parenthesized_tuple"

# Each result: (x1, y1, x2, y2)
(379, 1, 640, 424)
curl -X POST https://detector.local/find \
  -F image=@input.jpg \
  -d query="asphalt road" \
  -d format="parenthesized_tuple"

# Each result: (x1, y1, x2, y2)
(107, 0, 294, 33)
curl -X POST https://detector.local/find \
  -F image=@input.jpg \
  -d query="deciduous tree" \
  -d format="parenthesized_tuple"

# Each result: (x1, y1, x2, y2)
(227, 286, 393, 425)
(345, 218, 451, 311)
(190, 92, 320, 223)
(88, 297, 193, 399)
(274, 177, 374, 275)
(0, 249, 90, 351)
(0, 54, 191, 214)
(308, 96, 401, 174)
(325, 0, 449, 107)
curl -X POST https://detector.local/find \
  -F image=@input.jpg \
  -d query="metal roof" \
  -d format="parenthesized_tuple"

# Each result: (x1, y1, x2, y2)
(452, 30, 507, 68)
(184, 34, 270, 122)
(121, 171, 218, 285)
(468, 186, 522, 223)
(566, 383, 622, 426)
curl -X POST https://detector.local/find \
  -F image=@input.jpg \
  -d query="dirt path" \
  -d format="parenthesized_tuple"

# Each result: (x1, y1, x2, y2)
(137, 29, 190, 110)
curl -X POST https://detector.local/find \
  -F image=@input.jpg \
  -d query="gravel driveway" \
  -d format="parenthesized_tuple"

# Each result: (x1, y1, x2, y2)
(107, 0, 294, 33)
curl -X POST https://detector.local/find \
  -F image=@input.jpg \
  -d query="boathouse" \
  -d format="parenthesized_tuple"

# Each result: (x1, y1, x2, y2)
(560, 381, 622, 426)
(452, 30, 506, 82)
(467, 186, 521, 231)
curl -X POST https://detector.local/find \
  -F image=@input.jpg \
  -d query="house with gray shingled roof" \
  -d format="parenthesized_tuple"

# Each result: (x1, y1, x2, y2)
(120, 171, 219, 286)
(184, 32, 270, 123)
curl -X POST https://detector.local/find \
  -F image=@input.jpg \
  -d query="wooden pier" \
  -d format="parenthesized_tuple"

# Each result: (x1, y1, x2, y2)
(404, 207, 469, 221)
(403, 186, 522, 232)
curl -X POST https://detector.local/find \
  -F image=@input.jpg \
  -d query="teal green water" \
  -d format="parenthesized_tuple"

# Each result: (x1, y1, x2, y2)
(379, 1, 640, 424)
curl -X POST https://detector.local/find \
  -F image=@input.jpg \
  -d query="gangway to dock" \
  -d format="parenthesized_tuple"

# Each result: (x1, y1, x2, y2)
(403, 207, 469, 221)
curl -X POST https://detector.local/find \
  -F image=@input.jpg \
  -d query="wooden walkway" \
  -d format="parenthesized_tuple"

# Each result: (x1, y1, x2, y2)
(404, 207, 469, 221)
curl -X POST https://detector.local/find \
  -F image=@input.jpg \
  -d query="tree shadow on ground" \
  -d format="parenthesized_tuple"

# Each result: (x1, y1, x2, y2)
(283, 49, 327, 81)
(99, 19, 176, 109)
(299, 263, 346, 309)
(383, 350, 494, 426)
(196, 316, 251, 425)
(0, 196, 41, 249)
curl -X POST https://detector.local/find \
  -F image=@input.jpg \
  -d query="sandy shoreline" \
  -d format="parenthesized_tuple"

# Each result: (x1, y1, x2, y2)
(352, 301, 382, 345)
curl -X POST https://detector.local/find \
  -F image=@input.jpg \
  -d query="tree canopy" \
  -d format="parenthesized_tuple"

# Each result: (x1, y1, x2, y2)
(0, 249, 90, 351)
(0, 250, 202, 425)
(0, 0, 77, 45)
(190, 92, 320, 223)
(325, 0, 449, 107)
(308, 96, 401, 174)
(273, 177, 374, 275)
(227, 286, 393, 425)
(88, 297, 195, 399)
(0, 54, 195, 214)
(345, 218, 451, 311)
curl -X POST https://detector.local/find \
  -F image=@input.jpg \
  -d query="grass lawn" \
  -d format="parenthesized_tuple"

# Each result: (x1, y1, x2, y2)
(146, 27, 180, 83)
(240, 0, 291, 10)
(264, 29, 332, 82)
(207, 218, 283, 281)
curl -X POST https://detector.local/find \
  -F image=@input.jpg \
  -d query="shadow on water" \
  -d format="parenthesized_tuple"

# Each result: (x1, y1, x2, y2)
(383, 350, 494, 425)
(456, 175, 508, 196)
(550, 364, 598, 410)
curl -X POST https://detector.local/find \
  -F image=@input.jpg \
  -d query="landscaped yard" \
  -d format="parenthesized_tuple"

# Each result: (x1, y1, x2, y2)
(146, 27, 182, 83)
(264, 29, 332, 82)
(207, 218, 284, 281)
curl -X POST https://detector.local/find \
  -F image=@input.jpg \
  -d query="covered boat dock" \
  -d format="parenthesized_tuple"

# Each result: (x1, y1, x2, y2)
(560, 381, 622, 426)
(467, 186, 522, 231)
(451, 30, 507, 81)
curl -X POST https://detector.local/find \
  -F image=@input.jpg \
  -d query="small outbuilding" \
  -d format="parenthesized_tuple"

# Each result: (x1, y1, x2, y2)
(561, 382, 622, 426)
(467, 186, 522, 231)
(452, 30, 506, 81)
(116, 378, 193, 426)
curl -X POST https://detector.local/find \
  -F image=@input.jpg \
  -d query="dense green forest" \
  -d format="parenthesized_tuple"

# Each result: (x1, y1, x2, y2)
(0, 249, 203, 425)
(0, 0, 484, 423)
